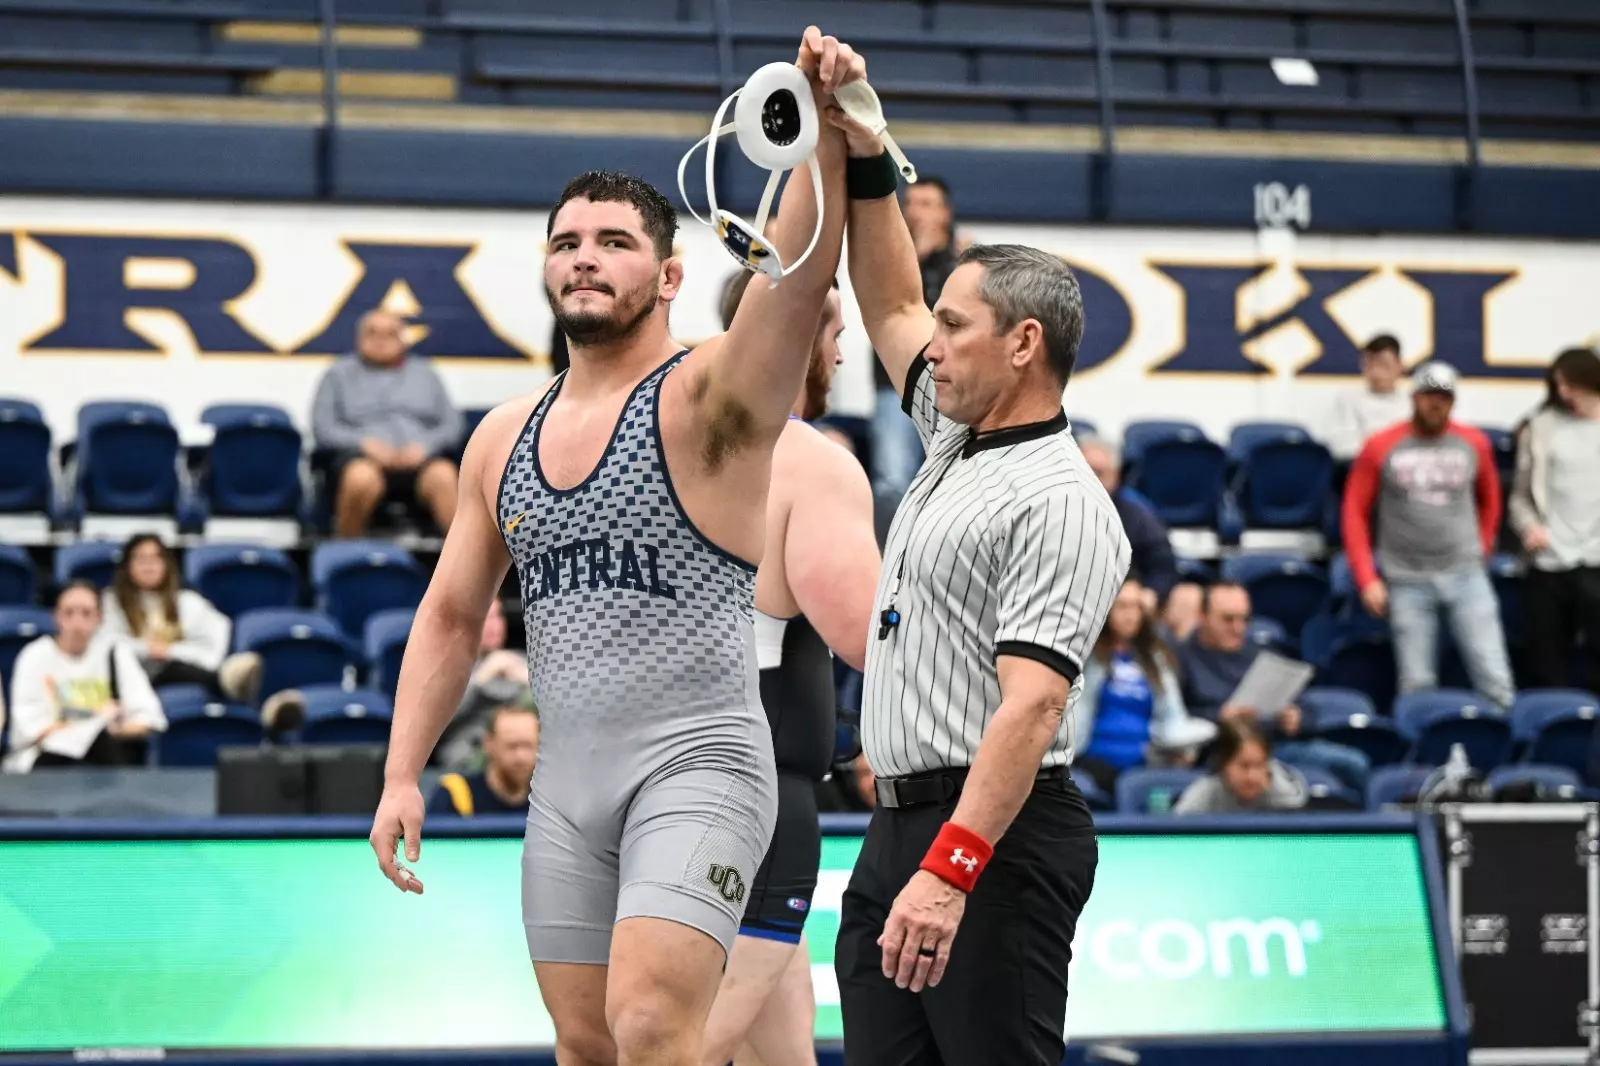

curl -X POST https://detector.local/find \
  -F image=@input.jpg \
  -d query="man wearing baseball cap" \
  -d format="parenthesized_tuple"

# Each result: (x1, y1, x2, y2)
(1341, 360, 1516, 709)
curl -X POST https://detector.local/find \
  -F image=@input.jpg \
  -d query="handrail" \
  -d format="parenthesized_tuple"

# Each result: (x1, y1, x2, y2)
(1450, 0, 1482, 171)
(1088, 0, 1117, 157)
(709, 0, 736, 99)
(318, 0, 340, 200)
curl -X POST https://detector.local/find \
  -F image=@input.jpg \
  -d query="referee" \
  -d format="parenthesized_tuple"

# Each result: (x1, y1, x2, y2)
(829, 115, 1131, 1064)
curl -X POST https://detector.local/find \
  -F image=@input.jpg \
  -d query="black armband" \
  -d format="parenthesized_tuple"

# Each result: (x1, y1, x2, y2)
(847, 151, 900, 200)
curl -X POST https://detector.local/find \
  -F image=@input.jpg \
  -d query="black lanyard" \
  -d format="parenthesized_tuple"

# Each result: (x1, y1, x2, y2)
(877, 441, 966, 641)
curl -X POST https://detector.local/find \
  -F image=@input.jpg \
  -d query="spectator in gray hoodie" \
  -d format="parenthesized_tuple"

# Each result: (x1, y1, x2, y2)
(1175, 718, 1308, 815)
(312, 310, 463, 537)
(1510, 347, 1600, 692)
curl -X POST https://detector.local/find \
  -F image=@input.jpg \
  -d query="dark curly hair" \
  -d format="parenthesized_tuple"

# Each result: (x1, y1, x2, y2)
(548, 170, 677, 261)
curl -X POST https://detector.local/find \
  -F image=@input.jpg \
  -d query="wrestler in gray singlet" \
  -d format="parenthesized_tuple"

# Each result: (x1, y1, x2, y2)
(498, 350, 778, 965)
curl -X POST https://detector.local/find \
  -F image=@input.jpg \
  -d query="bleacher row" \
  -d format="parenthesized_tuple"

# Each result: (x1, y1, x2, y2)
(0, 538, 424, 762)
(0, 397, 490, 543)
(0, 532, 1594, 808)
(0, 0, 1597, 141)
(1071, 414, 1519, 547)
(0, 396, 1516, 548)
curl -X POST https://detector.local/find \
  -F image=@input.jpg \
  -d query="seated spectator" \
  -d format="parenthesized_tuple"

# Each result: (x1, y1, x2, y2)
(1326, 333, 1411, 461)
(1509, 346, 1600, 693)
(1175, 718, 1308, 815)
(1072, 577, 1201, 792)
(428, 701, 539, 817)
(313, 309, 463, 537)
(1078, 435, 1180, 612)
(1178, 582, 1369, 789)
(100, 533, 262, 704)
(433, 598, 530, 772)
(3, 581, 166, 772)
(1342, 361, 1516, 710)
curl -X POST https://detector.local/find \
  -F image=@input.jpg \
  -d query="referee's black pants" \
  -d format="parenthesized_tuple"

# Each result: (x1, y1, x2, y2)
(835, 770, 1098, 1066)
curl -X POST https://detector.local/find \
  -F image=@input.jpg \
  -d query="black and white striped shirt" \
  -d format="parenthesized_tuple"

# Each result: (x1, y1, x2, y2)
(862, 356, 1132, 778)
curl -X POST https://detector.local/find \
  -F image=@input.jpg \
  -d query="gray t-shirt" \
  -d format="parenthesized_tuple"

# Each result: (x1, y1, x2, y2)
(311, 354, 463, 457)
(1345, 422, 1497, 587)
(1537, 414, 1600, 570)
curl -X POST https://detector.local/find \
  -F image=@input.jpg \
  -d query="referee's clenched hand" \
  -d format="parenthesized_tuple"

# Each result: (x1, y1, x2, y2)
(878, 870, 967, 991)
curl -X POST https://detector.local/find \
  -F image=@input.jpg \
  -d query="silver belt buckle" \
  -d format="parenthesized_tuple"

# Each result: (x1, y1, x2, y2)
(874, 777, 900, 809)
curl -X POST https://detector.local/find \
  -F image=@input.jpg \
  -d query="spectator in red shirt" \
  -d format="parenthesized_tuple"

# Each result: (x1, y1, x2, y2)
(1341, 362, 1515, 709)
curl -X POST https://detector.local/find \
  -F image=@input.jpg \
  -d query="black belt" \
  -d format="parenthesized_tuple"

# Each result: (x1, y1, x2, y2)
(874, 765, 1069, 809)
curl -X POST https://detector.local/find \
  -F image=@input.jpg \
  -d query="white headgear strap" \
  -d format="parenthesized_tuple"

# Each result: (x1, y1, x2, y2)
(677, 63, 825, 283)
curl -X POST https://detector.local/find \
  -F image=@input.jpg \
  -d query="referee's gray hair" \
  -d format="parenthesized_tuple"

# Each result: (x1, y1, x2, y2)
(958, 243, 1085, 384)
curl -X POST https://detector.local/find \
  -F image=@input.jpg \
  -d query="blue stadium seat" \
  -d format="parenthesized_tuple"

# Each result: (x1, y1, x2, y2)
(1222, 554, 1329, 638)
(0, 398, 54, 519)
(184, 543, 300, 620)
(1115, 767, 1205, 814)
(1512, 689, 1599, 775)
(0, 604, 52, 756)
(1246, 616, 1295, 656)
(364, 607, 414, 698)
(0, 605, 53, 750)
(298, 684, 393, 745)
(73, 400, 183, 518)
(1228, 424, 1334, 530)
(1174, 556, 1216, 585)
(458, 407, 493, 461)
(1486, 763, 1586, 801)
(1488, 553, 1524, 645)
(1477, 425, 1516, 488)
(232, 609, 352, 700)
(1394, 689, 1514, 768)
(200, 403, 303, 518)
(1227, 422, 1310, 462)
(1327, 553, 1361, 614)
(1365, 764, 1435, 810)
(1126, 429, 1228, 528)
(311, 541, 427, 641)
(1070, 768, 1114, 813)
(1121, 420, 1203, 465)
(1302, 686, 1410, 767)
(1303, 612, 1398, 715)
(150, 684, 264, 767)
(0, 543, 35, 606)
(54, 539, 121, 589)
(1289, 763, 1362, 809)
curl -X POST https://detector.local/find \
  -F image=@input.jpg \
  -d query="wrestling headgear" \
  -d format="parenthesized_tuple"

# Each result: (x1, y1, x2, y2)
(677, 62, 826, 283)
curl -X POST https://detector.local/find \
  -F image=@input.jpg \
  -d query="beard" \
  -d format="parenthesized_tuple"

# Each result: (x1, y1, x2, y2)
(801, 351, 832, 421)
(547, 278, 658, 347)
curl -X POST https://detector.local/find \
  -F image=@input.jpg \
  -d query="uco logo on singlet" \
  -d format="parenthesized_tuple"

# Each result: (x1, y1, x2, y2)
(707, 864, 746, 904)
(520, 536, 677, 603)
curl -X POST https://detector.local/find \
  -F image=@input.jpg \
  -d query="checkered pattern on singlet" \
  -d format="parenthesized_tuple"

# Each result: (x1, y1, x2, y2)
(497, 353, 758, 732)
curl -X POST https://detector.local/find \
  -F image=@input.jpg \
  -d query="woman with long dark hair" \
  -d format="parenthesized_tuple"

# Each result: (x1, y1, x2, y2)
(101, 533, 262, 703)
(1072, 576, 1202, 792)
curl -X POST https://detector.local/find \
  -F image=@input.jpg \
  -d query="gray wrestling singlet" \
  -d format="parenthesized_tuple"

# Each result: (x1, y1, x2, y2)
(497, 351, 778, 964)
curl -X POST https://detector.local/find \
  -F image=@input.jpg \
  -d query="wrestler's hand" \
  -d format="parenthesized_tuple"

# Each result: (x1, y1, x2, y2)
(827, 108, 884, 159)
(370, 782, 426, 895)
(879, 869, 966, 993)
(795, 25, 867, 97)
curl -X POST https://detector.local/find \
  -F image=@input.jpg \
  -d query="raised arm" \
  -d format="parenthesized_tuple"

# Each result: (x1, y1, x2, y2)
(369, 404, 518, 893)
(690, 29, 856, 444)
(829, 112, 936, 398)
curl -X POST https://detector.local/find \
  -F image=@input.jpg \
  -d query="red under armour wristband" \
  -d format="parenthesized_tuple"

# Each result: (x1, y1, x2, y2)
(920, 822, 994, 893)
